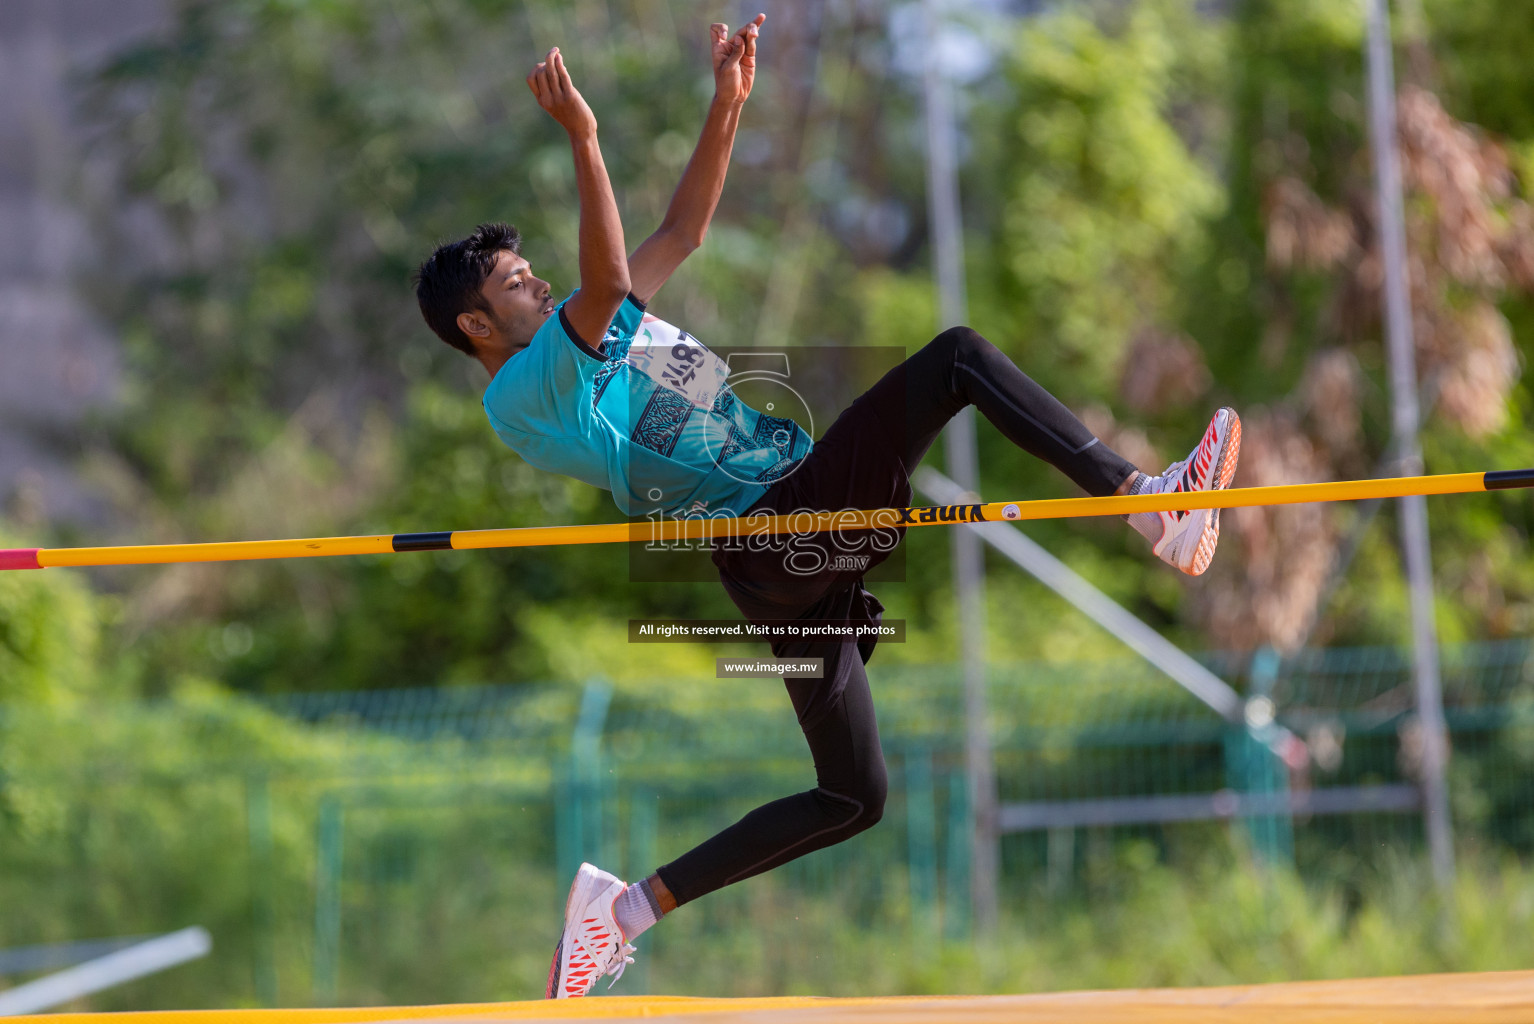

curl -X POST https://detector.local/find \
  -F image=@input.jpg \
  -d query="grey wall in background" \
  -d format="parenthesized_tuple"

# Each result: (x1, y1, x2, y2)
(0, 0, 166, 526)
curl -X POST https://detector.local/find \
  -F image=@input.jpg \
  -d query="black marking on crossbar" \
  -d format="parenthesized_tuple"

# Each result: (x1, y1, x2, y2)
(392, 532, 453, 552)
(1484, 469, 1534, 491)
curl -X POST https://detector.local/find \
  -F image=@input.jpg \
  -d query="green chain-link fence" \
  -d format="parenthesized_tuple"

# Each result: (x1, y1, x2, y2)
(2, 641, 1533, 1006)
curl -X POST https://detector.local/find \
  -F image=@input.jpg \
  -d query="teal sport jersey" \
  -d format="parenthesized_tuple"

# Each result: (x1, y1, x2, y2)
(483, 293, 813, 518)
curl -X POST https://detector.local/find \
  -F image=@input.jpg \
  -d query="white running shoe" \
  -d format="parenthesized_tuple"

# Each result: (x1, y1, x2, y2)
(1136, 407, 1242, 576)
(545, 862, 635, 999)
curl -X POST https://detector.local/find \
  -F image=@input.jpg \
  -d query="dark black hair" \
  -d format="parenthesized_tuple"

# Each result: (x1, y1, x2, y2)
(413, 222, 524, 355)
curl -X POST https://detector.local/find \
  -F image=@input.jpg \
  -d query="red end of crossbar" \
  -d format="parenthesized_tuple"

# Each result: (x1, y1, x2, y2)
(0, 548, 41, 570)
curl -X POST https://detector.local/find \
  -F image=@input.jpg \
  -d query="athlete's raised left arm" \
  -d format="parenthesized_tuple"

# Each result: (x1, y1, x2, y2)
(627, 14, 764, 306)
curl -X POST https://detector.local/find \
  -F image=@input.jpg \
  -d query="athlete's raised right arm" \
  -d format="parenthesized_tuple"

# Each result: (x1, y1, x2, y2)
(527, 47, 631, 348)
(627, 16, 765, 306)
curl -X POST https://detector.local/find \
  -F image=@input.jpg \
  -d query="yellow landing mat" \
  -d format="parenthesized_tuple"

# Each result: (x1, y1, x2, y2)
(16, 970, 1534, 1024)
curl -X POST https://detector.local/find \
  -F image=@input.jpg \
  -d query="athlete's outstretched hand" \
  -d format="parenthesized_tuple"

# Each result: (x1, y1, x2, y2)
(528, 47, 596, 140)
(712, 14, 765, 105)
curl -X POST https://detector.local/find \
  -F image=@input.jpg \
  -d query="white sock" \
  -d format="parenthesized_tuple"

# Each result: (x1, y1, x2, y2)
(1124, 472, 1165, 545)
(612, 878, 662, 941)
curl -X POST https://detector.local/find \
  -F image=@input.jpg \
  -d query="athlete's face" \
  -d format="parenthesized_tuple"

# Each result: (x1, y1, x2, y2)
(473, 251, 553, 352)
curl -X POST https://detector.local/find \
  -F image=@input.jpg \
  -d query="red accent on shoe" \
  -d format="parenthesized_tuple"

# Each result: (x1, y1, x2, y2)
(545, 941, 563, 999)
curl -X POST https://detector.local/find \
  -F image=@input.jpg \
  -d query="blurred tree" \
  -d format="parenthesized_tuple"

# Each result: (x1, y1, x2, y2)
(986, 0, 1225, 391)
(940, 0, 1234, 649)
(1181, 0, 1534, 653)
(0, 534, 106, 704)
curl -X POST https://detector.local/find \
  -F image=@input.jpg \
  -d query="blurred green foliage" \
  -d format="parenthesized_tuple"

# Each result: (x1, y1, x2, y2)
(0, 535, 109, 705)
(987, 0, 1225, 382)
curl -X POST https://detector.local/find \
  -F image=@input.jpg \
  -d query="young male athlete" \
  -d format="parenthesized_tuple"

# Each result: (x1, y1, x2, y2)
(413, 17, 1240, 999)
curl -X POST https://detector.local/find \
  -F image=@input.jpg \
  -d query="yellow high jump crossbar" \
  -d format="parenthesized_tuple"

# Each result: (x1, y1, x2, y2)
(2, 469, 1530, 572)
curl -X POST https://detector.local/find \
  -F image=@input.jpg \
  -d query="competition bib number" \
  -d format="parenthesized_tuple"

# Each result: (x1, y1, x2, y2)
(624, 315, 729, 409)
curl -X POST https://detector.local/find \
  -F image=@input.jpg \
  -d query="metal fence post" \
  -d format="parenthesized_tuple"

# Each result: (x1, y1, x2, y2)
(943, 770, 971, 939)
(904, 746, 939, 942)
(1238, 649, 1294, 865)
(629, 788, 658, 884)
(559, 678, 613, 884)
(245, 773, 278, 1007)
(623, 786, 659, 995)
(554, 766, 578, 890)
(1046, 826, 1075, 894)
(312, 794, 344, 1003)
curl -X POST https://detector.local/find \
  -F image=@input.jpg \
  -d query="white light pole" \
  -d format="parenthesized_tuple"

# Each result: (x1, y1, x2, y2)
(1363, 0, 1454, 891)
(922, 0, 998, 932)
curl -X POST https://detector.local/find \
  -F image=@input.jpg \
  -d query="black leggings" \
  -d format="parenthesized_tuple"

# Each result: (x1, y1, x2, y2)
(657, 327, 1136, 905)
